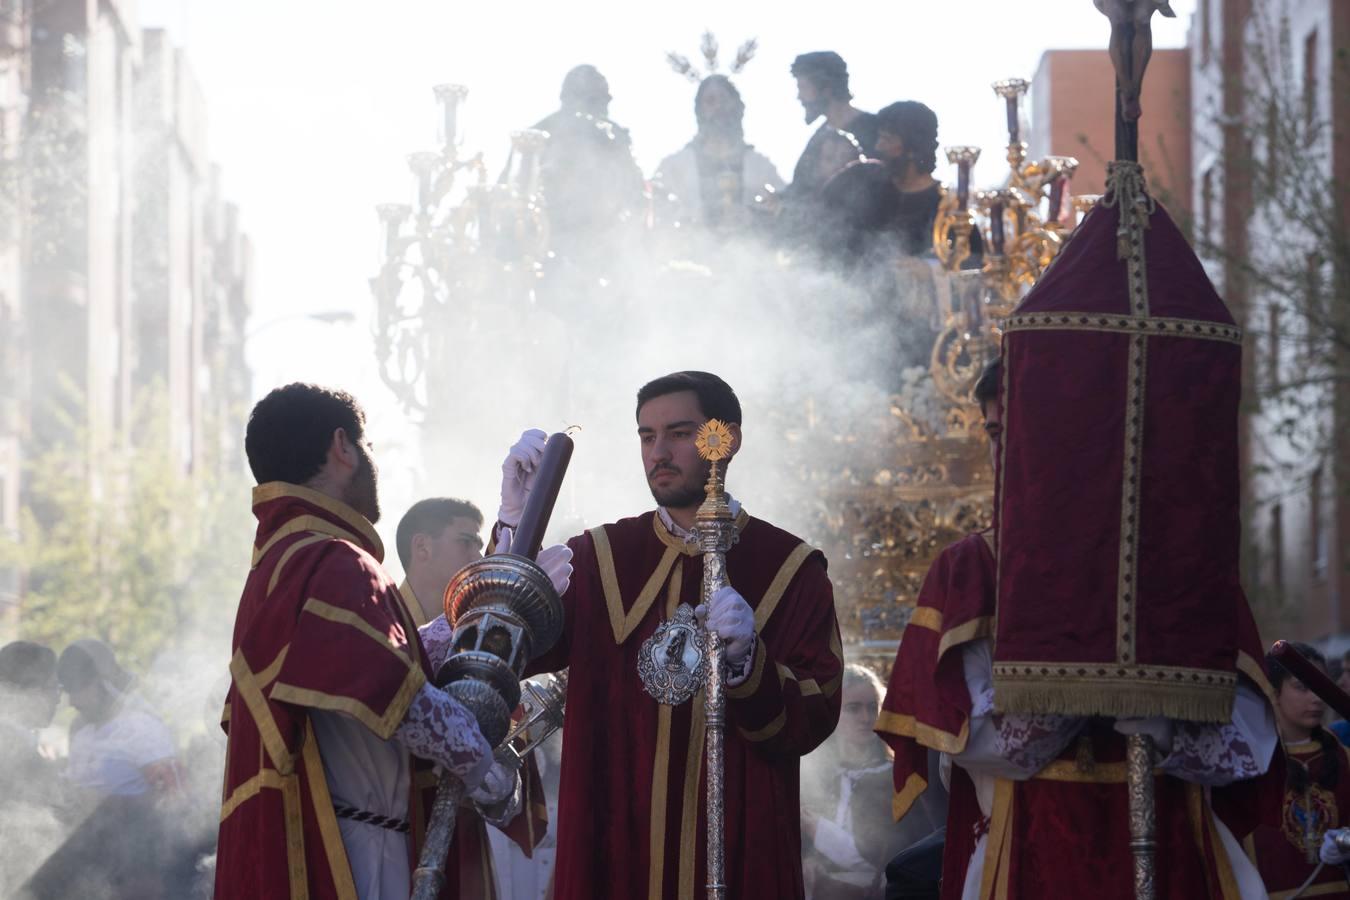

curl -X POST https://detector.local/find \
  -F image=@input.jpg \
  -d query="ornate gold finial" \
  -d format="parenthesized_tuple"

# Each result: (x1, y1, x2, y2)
(696, 419, 734, 462)
(695, 419, 735, 525)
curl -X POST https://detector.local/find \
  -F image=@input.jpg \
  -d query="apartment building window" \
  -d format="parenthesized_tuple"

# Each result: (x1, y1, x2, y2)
(1311, 465, 1328, 578)
(1304, 29, 1319, 128)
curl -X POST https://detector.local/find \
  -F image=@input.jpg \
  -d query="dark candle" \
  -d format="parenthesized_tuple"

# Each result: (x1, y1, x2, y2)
(511, 432, 575, 561)
(990, 199, 1006, 255)
(957, 163, 971, 210)
(1048, 177, 1066, 223)
(1006, 96, 1019, 144)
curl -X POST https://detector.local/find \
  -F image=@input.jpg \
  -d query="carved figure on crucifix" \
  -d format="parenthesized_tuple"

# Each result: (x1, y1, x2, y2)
(1094, 0, 1176, 121)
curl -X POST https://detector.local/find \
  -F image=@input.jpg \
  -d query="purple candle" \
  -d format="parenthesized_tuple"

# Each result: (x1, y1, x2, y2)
(1048, 177, 1066, 223)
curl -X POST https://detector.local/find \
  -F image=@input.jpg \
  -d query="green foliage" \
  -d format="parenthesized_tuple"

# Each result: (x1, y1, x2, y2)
(0, 380, 251, 673)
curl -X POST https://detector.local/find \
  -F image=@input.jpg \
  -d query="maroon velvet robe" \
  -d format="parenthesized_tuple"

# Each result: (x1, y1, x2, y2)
(524, 509, 842, 900)
(216, 483, 511, 899)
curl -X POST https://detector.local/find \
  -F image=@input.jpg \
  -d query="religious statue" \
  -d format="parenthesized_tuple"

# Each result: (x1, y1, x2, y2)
(1094, 0, 1176, 121)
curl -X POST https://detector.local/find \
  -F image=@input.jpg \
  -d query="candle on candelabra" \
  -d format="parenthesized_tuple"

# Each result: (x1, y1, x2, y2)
(407, 152, 440, 212)
(434, 84, 468, 150)
(376, 203, 410, 259)
(989, 197, 1006, 256)
(946, 147, 981, 211)
(1048, 177, 1066, 224)
(992, 79, 1029, 147)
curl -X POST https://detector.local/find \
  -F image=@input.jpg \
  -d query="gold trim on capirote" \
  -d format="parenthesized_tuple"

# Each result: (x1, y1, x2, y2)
(252, 481, 385, 561)
(302, 720, 358, 900)
(230, 649, 295, 774)
(908, 606, 943, 633)
(753, 542, 816, 631)
(253, 516, 361, 568)
(594, 526, 680, 645)
(271, 662, 425, 741)
(1001, 312, 1242, 345)
(1116, 332, 1147, 665)
(267, 533, 330, 596)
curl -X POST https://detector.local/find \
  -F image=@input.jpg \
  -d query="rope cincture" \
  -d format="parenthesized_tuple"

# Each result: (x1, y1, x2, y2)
(1103, 161, 1157, 261)
(333, 803, 412, 833)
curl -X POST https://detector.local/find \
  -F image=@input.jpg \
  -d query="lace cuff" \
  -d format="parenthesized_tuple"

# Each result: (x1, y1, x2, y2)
(1160, 721, 1262, 786)
(725, 634, 757, 688)
(991, 711, 1082, 774)
(393, 683, 493, 789)
(418, 615, 454, 675)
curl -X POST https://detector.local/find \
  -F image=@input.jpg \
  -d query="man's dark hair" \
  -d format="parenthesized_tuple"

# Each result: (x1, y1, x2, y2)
(0, 641, 56, 690)
(636, 371, 742, 426)
(877, 100, 939, 175)
(396, 498, 484, 571)
(561, 64, 609, 109)
(790, 51, 852, 102)
(974, 358, 1001, 411)
(1267, 642, 1339, 790)
(245, 383, 367, 486)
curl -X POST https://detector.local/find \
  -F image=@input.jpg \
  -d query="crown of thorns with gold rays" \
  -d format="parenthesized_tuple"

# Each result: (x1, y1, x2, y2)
(666, 32, 758, 84)
(695, 419, 735, 462)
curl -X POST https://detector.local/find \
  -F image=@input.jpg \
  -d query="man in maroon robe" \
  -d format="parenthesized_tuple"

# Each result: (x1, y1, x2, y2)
(216, 383, 558, 899)
(500, 371, 843, 900)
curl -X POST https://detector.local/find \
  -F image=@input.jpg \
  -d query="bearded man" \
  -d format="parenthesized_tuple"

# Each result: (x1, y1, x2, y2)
(499, 371, 843, 900)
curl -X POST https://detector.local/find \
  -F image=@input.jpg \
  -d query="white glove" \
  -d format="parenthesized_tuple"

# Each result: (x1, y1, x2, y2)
(1113, 717, 1175, 755)
(496, 528, 573, 596)
(498, 429, 548, 527)
(695, 586, 755, 669)
(1322, 829, 1350, 866)
(468, 759, 518, 807)
(537, 543, 574, 596)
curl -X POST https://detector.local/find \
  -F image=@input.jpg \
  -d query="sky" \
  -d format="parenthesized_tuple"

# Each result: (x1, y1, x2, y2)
(135, 0, 1199, 555)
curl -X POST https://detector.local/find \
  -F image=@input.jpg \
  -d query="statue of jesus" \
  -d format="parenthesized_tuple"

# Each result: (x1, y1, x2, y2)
(1094, 0, 1176, 121)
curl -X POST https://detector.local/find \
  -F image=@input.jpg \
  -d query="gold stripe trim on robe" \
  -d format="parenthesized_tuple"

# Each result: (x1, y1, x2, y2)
(775, 663, 822, 696)
(219, 767, 286, 821)
(252, 515, 362, 568)
(892, 772, 928, 823)
(282, 762, 309, 900)
(271, 662, 425, 742)
(594, 526, 681, 645)
(252, 481, 385, 561)
(302, 719, 358, 900)
(230, 649, 296, 774)
(981, 777, 1015, 900)
(387, 583, 427, 671)
(821, 628, 844, 698)
(873, 709, 970, 755)
(300, 597, 417, 661)
(651, 507, 752, 557)
(740, 708, 787, 742)
(726, 639, 767, 699)
(679, 689, 708, 899)
(267, 533, 331, 595)
(937, 616, 995, 662)
(1188, 783, 1242, 900)
(646, 563, 683, 900)
(753, 542, 816, 631)
(398, 579, 431, 630)
(256, 646, 291, 689)
(908, 606, 942, 633)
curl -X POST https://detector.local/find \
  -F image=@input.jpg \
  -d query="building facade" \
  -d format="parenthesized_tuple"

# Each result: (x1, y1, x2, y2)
(0, 1, 251, 629)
